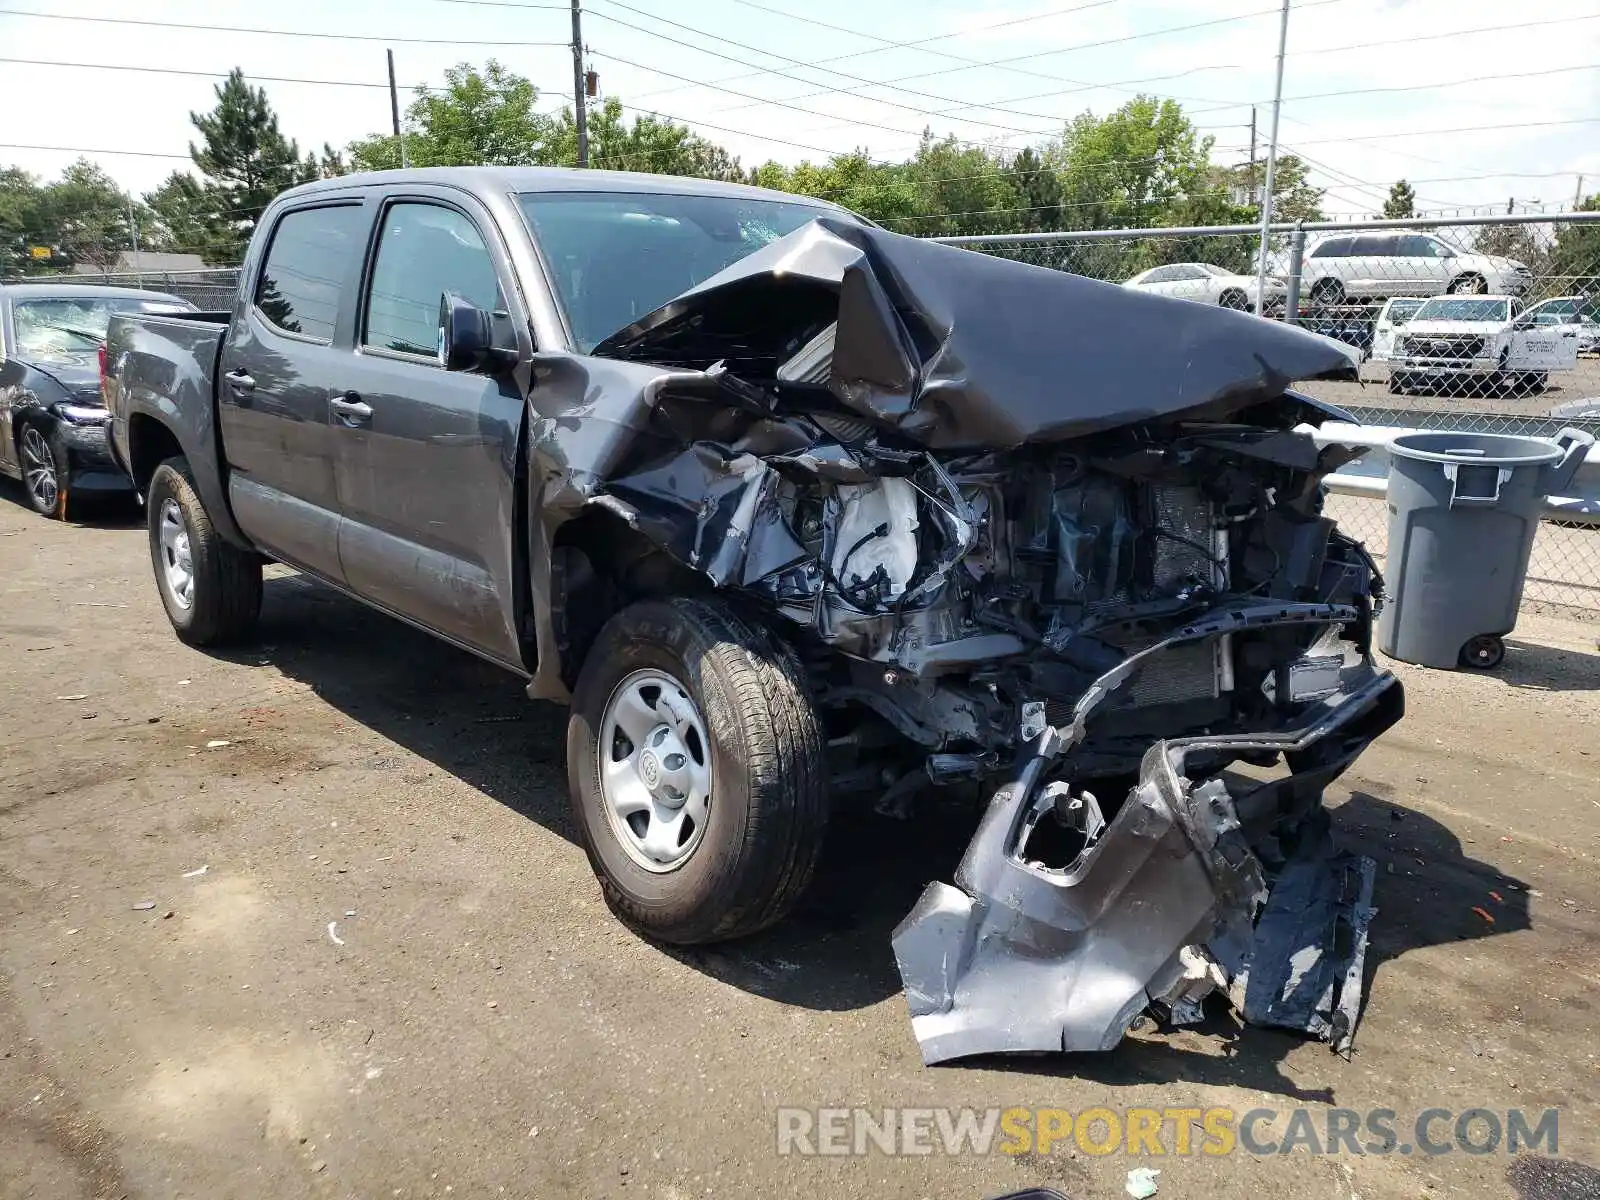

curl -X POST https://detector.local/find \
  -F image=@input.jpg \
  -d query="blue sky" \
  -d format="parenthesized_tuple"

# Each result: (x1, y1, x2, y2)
(2, 0, 1597, 221)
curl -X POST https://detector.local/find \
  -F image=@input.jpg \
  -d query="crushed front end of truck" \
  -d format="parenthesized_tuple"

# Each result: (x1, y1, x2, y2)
(539, 217, 1403, 1063)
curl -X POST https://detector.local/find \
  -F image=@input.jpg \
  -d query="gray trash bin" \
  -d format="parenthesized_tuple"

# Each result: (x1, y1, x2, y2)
(1377, 427, 1594, 669)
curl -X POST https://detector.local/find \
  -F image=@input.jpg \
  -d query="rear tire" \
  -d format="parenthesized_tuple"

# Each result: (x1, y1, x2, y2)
(147, 458, 262, 646)
(1310, 278, 1344, 307)
(567, 596, 828, 944)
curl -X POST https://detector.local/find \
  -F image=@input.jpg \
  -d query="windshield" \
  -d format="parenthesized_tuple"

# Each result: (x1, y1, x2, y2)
(13, 296, 191, 360)
(1413, 297, 1509, 323)
(517, 191, 836, 351)
(1198, 264, 1233, 277)
(1389, 299, 1425, 324)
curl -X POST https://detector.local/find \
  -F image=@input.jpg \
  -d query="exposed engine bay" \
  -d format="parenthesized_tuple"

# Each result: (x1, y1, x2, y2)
(529, 217, 1403, 1063)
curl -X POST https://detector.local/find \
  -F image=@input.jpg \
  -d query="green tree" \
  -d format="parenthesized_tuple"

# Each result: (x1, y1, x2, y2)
(1054, 96, 1216, 231)
(187, 69, 317, 260)
(41, 160, 134, 272)
(1383, 179, 1416, 219)
(751, 153, 919, 225)
(898, 133, 1021, 237)
(142, 172, 227, 260)
(0, 167, 51, 275)
(549, 97, 743, 179)
(349, 61, 554, 169)
(1549, 193, 1600, 293)
(1009, 147, 1062, 232)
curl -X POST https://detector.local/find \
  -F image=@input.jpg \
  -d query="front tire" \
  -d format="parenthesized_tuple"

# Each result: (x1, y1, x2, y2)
(19, 422, 67, 518)
(147, 458, 262, 646)
(1449, 273, 1486, 295)
(567, 597, 827, 944)
(1219, 289, 1249, 311)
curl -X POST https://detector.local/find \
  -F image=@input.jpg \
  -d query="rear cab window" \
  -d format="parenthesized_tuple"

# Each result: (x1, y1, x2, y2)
(253, 204, 369, 342)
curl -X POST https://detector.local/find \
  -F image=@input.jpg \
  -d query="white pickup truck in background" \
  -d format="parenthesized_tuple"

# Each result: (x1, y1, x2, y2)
(1386, 294, 1579, 396)
(1370, 297, 1426, 362)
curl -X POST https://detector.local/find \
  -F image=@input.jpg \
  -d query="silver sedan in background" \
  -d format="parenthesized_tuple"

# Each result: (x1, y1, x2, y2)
(1123, 262, 1287, 312)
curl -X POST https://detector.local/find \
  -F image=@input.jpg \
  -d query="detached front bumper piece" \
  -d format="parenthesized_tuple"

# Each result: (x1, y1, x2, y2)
(893, 607, 1403, 1066)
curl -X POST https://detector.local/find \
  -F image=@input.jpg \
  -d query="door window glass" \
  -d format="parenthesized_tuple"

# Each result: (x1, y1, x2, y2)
(364, 203, 501, 360)
(254, 204, 367, 342)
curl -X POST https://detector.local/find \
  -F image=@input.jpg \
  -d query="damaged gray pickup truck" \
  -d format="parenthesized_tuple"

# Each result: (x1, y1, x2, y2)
(104, 168, 1402, 1064)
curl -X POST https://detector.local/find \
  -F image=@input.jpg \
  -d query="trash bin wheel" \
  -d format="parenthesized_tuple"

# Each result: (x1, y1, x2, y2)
(1459, 634, 1505, 669)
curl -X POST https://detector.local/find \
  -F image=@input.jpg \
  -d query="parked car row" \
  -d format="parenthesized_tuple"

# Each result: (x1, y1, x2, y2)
(0, 283, 195, 516)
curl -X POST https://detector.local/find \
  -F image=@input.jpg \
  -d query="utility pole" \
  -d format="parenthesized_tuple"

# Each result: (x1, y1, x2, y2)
(1577, 175, 1586, 208)
(1253, 0, 1290, 317)
(127, 198, 142, 287)
(1248, 106, 1258, 206)
(387, 49, 409, 168)
(570, 0, 589, 167)
(1507, 196, 1516, 216)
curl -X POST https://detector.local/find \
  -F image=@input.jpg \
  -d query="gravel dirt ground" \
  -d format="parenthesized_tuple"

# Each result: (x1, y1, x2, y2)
(2, 485, 1598, 1200)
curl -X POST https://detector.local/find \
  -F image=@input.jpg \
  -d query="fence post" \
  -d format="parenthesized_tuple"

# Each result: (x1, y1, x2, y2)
(1284, 223, 1306, 327)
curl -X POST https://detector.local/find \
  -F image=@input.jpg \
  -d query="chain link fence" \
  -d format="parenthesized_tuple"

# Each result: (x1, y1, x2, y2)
(942, 214, 1600, 618)
(3, 268, 244, 311)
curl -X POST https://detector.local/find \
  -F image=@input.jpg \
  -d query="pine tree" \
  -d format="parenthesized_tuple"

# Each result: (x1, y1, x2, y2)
(1383, 179, 1416, 219)
(186, 69, 316, 261)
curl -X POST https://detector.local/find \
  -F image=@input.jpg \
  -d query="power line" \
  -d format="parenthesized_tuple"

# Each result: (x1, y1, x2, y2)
(590, 1, 1252, 131)
(697, 1, 1348, 116)
(628, 0, 1125, 102)
(0, 8, 568, 46)
(0, 57, 445, 93)
(0, 142, 192, 161)
(582, 0, 1053, 136)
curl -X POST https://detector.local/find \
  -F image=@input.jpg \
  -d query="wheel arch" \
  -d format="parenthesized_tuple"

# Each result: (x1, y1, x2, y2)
(124, 409, 252, 550)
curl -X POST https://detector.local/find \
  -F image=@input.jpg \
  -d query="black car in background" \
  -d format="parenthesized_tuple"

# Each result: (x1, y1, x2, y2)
(0, 283, 195, 517)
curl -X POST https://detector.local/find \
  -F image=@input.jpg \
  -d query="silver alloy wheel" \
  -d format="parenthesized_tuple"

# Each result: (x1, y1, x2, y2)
(157, 497, 195, 610)
(20, 426, 57, 512)
(1451, 274, 1486, 295)
(597, 668, 712, 873)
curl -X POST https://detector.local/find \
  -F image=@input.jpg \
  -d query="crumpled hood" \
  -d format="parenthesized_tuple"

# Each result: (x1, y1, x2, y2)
(26, 352, 104, 404)
(593, 217, 1360, 451)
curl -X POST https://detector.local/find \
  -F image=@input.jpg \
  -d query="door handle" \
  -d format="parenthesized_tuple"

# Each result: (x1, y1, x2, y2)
(224, 368, 255, 395)
(330, 393, 373, 423)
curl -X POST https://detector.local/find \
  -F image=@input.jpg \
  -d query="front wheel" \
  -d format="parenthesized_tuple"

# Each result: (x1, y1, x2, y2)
(19, 423, 67, 518)
(1218, 289, 1250, 311)
(1449, 273, 1487, 295)
(567, 597, 828, 944)
(147, 459, 263, 646)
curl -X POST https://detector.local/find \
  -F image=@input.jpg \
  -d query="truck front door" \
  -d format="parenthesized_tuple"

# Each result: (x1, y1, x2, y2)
(219, 200, 371, 581)
(328, 193, 531, 667)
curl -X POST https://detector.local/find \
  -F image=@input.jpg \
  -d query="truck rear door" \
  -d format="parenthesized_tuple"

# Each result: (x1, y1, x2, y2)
(1510, 306, 1580, 371)
(327, 189, 533, 667)
(218, 199, 371, 582)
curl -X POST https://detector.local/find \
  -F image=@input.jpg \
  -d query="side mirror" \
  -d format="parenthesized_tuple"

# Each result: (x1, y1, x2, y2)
(438, 292, 517, 373)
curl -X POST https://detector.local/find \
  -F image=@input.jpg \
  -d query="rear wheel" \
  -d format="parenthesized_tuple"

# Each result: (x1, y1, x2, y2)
(1310, 278, 1345, 307)
(19, 423, 66, 518)
(567, 597, 827, 944)
(147, 458, 262, 646)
